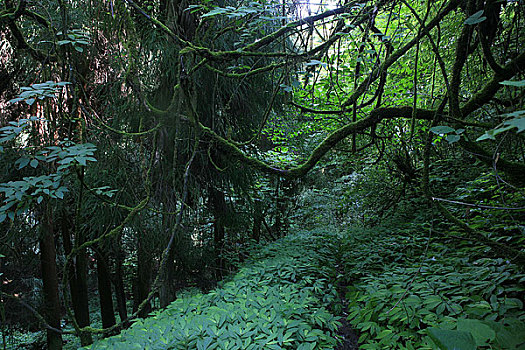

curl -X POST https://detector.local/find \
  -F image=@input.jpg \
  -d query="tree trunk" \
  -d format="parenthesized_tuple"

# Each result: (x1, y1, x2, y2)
(73, 245, 93, 345)
(40, 206, 63, 350)
(61, 218, 92, 345)
(209, 187, 226, 279)
(252, 200, 264, 243)
(159, 211, 177, 308)
(113, 247, 128, 325)
(133, 233, 152, 317)
(159, 243, 176, 308)
(272, 177, 283, 237)
(95, 249, 116, 330)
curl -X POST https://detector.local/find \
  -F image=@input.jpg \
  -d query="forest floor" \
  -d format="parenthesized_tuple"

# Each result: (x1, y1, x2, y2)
(334, 264, 359, 350)
(5, 226, 525, 349)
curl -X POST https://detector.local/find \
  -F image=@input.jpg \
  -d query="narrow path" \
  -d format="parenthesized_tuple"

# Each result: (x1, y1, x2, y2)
(334, 253, 359, 349)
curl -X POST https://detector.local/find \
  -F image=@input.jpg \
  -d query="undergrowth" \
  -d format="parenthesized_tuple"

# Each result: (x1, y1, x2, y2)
(338, 225, 525, 349)
(86, 230, 341, 349)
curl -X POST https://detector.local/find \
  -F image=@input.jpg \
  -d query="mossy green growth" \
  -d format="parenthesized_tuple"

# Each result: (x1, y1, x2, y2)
(85, 230, 341, 349)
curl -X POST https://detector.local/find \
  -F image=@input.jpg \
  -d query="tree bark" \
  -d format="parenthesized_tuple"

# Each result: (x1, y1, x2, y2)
(209, 187, 226, 279)
(113, 246, 128, 325)
(40, 206, 63, 350)
(159, 217, 177, 308)
(95, 249, 116, 330)
(133, 232, 152, 317)
(252, 200, 264, 243)
(61, 217, 92, 345)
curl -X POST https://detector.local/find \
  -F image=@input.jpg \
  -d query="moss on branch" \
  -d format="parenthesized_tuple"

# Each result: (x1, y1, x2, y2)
(197, 107, 438, 178)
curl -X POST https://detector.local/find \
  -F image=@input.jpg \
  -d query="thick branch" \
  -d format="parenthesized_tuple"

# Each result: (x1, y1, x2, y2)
(461, 51, 525, 117)
(198, 106, 437, 178)
(458, 138, 525, 186)
(244, 3, 360, 52)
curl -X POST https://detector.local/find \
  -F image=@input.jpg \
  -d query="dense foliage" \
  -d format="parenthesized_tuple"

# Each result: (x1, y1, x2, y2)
(0, 0, 524, 348)
(86, 231, 340, 349)
(341, 227, 525, 349)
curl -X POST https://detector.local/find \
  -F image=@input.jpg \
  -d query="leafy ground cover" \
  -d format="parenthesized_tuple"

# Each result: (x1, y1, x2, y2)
(86, 230, 342, 349)
(83, 225, 525, 350)
(338, 225, 525, 350)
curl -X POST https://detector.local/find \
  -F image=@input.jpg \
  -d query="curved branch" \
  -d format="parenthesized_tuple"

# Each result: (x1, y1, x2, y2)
(461, 51, 525, 117)
(5, 19, 55, 62)
(197, 106, 438, 178)
(449, 0, 476, 119)
(458, 138, 525, 186)
(478, 30, 505, 75)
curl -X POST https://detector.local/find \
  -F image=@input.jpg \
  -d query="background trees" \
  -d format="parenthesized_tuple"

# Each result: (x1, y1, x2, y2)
(0, 0, 524, 348)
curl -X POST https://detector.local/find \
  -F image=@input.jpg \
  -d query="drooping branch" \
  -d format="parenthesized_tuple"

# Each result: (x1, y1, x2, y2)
(197, 107, 439, 178)
(458, 138, 525, 186)
(460, 51, 525, 117)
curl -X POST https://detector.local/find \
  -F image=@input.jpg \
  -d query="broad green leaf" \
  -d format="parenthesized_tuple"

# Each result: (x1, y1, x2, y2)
(427, 328, 476, 350)
(16, 157, 30, 169)
(430, 126, 455, 135)
(476, 131, 495, 141)
(464, 10, 486, 25)
(202, 7, 229, 17)
(503, 117, 525, 133)
(457, 318, 495, 347)
(446, 135, 461, 143)
(500, 80, 525, 87)
(305, 60, 327, 68)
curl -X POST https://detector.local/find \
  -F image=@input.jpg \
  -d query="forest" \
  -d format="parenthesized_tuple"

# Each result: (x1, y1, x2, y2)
(0, 0, 524, 348)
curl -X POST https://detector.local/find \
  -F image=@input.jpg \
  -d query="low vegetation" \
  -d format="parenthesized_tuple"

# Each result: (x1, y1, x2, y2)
(86, 231, 341, 349)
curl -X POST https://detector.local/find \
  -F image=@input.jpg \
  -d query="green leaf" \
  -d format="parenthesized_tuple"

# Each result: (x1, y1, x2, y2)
(446, 135, 461, 143)
(464, 10, 486, 25)
(16, 157, 30, 169)
(202, 7, 229, 17)
(430, 126, 455, 135)
(503, 117, 525, 133)
(427, 328, 476, 350)
(305, 60, 327, 68)
(30, 159, 39, 168)
(476, 131, 495, 141)
(500, 80, 525, 87)
(457, 318, 495, 347)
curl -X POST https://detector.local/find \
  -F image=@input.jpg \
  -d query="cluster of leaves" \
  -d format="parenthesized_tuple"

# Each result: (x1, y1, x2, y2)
(86, 230, 341, 350)
(54, 29, 91, 53)
(7, 81, 70, 106)
(339, 227, 525, 349)
(0, 84, 100, 223)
